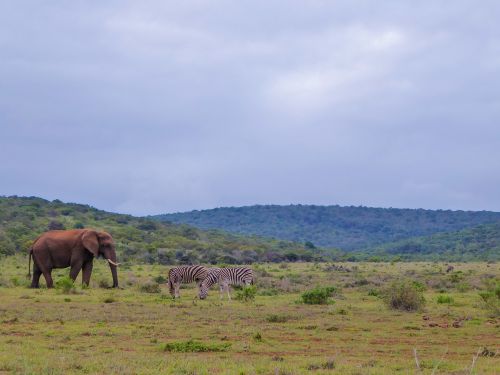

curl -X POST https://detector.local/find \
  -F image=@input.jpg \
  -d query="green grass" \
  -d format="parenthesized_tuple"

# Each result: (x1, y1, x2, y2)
(0, 258, 499, 374)
(436, 295, 454, 304)
(160, 340, 231, 352)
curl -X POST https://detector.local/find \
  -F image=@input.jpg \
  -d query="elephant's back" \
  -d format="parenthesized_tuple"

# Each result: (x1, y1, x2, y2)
(32, 229, 83, 250)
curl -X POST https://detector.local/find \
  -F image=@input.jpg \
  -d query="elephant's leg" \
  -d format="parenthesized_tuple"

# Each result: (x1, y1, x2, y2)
(43, 270, 54, 288)
(30, 263, 42, 288)
(81, 261, 93, 287)
(69, 259, 83, 283)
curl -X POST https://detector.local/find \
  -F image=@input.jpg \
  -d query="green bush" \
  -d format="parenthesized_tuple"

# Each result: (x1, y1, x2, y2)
(301, 286, 337, 305)
(235, 285, 257, 302)
(153, 275, 166, 284)
(55, 276, 75, 294)
(160, 340, 231, 352)
(384, 280, 425, 312)
(98, 278, 111, 288)
(436, 295, 454, 304)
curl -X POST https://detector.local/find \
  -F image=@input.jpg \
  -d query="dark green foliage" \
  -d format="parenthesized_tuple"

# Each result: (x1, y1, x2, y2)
(235, 285, 257, 302)
(369, 223, 500, 261)
(153, 204, 500, 254)
(384, 280, 425, 312)
(0, 196, 311, 263)
(55, 276, 75, 294)
(159, 340, 231, 352)
(301, 286, 337, 305)
(153, 275, 167, 284)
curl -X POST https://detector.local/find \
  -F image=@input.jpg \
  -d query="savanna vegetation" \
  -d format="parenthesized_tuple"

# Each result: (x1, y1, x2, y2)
(0, 258, 498, 374)
(154, 205, 500, 260)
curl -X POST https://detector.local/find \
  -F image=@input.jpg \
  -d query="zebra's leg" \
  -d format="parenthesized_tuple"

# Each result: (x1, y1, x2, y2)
(226, 283, 231, 301)
(219, 283, 224, 300)
(175, 282, 181, 298)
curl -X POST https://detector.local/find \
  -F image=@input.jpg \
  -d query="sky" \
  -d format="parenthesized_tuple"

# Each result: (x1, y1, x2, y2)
(1, 1, 499, 215)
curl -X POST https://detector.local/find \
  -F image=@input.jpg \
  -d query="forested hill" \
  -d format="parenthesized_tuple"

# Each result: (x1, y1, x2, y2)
(367, 222, 500, 261)
(0, 197, 318, 264)
(153, 205, 500, 250)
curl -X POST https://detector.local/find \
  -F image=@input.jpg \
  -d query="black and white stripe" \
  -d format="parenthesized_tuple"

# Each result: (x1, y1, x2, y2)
(168, 265, 208, 298)
(199, 267, 253, 300)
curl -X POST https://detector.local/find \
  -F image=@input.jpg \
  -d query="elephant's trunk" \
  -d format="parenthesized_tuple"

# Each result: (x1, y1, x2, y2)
(106, 251, 119, 288)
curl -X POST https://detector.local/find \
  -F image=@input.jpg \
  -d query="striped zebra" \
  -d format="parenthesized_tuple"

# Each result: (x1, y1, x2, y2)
(168, 265, 208, 298)
(199, 266, 253, 300)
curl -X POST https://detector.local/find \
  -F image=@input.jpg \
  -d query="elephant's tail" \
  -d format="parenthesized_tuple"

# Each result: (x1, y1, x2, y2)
(27, 248, 33, 279)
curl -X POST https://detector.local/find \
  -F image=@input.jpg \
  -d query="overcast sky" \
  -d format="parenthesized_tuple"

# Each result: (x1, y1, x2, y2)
(1, 1, 499, 215)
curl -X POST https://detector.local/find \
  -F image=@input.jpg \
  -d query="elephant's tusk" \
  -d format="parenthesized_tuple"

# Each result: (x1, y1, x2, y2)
(106, 259, 120, 267)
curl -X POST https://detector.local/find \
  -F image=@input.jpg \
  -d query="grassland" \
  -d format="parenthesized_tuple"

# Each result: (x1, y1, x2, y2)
(0, 257, 498, 374)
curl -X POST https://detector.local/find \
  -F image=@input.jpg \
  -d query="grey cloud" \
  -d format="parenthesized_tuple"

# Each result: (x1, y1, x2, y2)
(1, 1, 499, 214)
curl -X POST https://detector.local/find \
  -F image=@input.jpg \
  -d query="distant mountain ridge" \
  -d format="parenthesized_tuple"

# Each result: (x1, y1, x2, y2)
(153, 204, 500, 252)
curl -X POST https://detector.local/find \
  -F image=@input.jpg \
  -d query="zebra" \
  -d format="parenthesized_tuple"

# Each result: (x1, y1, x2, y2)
(168, 265, 208, 298)
(199, 266, 254, 300)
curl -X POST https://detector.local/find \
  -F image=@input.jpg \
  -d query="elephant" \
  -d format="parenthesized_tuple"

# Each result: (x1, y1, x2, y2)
(28, 229, 119, 288)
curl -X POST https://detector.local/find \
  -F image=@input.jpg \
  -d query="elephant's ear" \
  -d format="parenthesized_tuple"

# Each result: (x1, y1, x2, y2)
(82, 230, 99, 258)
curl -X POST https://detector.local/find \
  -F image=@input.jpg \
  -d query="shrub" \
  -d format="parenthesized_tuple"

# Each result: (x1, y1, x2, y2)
(55, 276, 75, 294)
(368, 289, 380, 297)
(98, 279, 111, 289)
(384, 280, 425, 312)
(102, 296, 116, 303)
(160, 340, 231, 352)
(139, 282, 161, 293)
(437, 295, 454, 304)
(301, 286, 337, 305)
(153, 275, 166, 284)
(253, 332, 262, 341)
(235, 285, 257, 302)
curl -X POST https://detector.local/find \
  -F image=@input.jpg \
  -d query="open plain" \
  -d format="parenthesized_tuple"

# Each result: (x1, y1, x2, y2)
(0, 257, 498, 374)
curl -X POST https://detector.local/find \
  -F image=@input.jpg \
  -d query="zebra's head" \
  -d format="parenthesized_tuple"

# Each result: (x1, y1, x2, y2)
(199, 282, 209, 299)
(198, 267, 220, 300)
